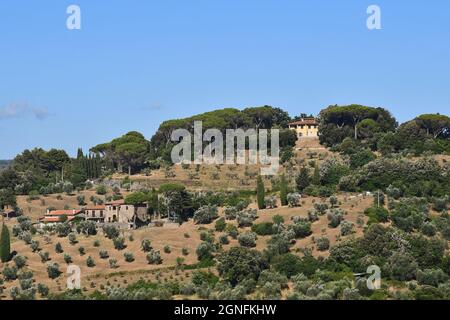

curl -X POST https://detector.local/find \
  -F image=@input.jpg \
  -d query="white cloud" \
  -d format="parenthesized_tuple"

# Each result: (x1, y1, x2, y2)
(0, 102, 50, 121)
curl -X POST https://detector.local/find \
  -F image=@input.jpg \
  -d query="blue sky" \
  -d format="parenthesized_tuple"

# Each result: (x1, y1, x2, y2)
(0, 0, 449, 159)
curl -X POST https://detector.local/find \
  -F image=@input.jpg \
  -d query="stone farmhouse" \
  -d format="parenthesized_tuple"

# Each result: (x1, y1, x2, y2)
(39, 200, 150, 229)
(288, 117, 319, 139)
(86, 200, 150, 229)
(39, 209, 83, 226)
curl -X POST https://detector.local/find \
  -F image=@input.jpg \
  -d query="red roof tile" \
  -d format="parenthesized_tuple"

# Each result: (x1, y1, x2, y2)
(289, 118, 318, 126)
(47, 210, 82, 216)
(105, 200, 125, 205)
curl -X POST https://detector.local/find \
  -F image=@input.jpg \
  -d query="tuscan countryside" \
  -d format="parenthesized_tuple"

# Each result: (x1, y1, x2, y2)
(1, 1, 450, 314)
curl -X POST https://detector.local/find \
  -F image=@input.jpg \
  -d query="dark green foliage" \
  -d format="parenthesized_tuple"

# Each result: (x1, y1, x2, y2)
(215, 217, 226, 232)
(256, 176, 265, 209)
(193, 205, 219, 224)
(390, 198, 429, 233)
(364, 206, 389, 224)
(289, 221, 312, 239)
(251, 222, 274, 236)
(318, 104, 397, 146)
(272, 254, 320, 278)
(196, 242, 215, 261)
(295, 167, 310, 192)
(102, 225, 120, 239)
(192, 271, 219, 287)
(113, 237, 126, 251)
(217, 246, 268, 286)
(0, 223, 11, 262)
(279, 174, 288, 206)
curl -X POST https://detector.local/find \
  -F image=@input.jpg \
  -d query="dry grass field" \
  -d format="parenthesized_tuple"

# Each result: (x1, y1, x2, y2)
(0, 137, 418, 299)
(1, 189, 374, 299)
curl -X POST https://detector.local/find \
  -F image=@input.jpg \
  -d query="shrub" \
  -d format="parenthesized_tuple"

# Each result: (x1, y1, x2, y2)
(237, 232, 257, 247)
(13, 255, 27, 269)
(86, 256, 95, 267)
(146, 250, 163, 265)
(182, 248, 189, 256)
(307, 211, 319, 222)
(77, 195, 86, 206)
(76, 221, 97, 236)
(163, 245, 171, 254)
(124, 252, 135, 263)
(99, 250, 109, 259)
(196, 242, 215, 261)
(37, 283, 49, 297)
(96, 185, 107, 195)
(55, 223, 71, 237)
(2, 265, 18, 281)
(55, 242, 63, 253)
(417, 269, 448, 287)
(113, 237, 126, 250)
(329, 196, 338, 208)
(251, 222, 274, 236)
(236, 209, 257, 228)
(78, 247, 86, 256)
(340, 221, 354, 236)
(316, 237, 330, 251)
(387, 252, 419, 281)
(226, 224, 239, 239)
(109, 258, 118, 269)
(39, 252, 50, 263)
(47, 263, 61, 279)
(68, 233, 78, 245)
(433, 198, 448, 212)
(219, 234, 229, 245)
(364, 206, 389, 224)
(193, 205, 219, 224)
(93, 240, 100, 247)
(272, 214, 285, 225)
(215, 218, 226, 232)
(141, 239, 153, 252)
(217, 246, 268, 286)
(421, 222, 437, 237)
(63, 254, 72, 264)
(289, 221, 312, 239)
(30, 240, 40, 252)
(264, 196, 277, 209)
(102, 225, 120, 239)
(314, 203, 328, 215)
(327, 210, 344, 228)
(224, 206, 238, 220)
(287, 193, 301, 207)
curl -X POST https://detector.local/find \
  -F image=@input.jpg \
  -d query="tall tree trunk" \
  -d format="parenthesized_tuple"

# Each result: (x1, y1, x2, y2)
(128, 165, 131, 176)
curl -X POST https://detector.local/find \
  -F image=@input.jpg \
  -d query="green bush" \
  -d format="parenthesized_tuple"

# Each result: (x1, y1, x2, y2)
(251, 222, 274, 236)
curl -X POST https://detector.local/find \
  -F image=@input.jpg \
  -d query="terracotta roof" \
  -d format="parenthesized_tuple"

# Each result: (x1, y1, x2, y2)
(85, 205, 106, 210)
(40, 215, 77, 223)
(47, 210, 82, 216)
(289, 118, 318, 126)
(106, 199, 125, 205)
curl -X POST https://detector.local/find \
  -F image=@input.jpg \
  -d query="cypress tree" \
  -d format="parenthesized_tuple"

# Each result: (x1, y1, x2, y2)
(296, 167, 311, 192)
(0, 223, 11, 263)
(256, 176, 266, 209)
(280, 174, 288, 206)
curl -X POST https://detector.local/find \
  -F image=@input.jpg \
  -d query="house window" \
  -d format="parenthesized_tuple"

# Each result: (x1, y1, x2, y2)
(126, 206, 128, 210)
(100, 210, 103, 217)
